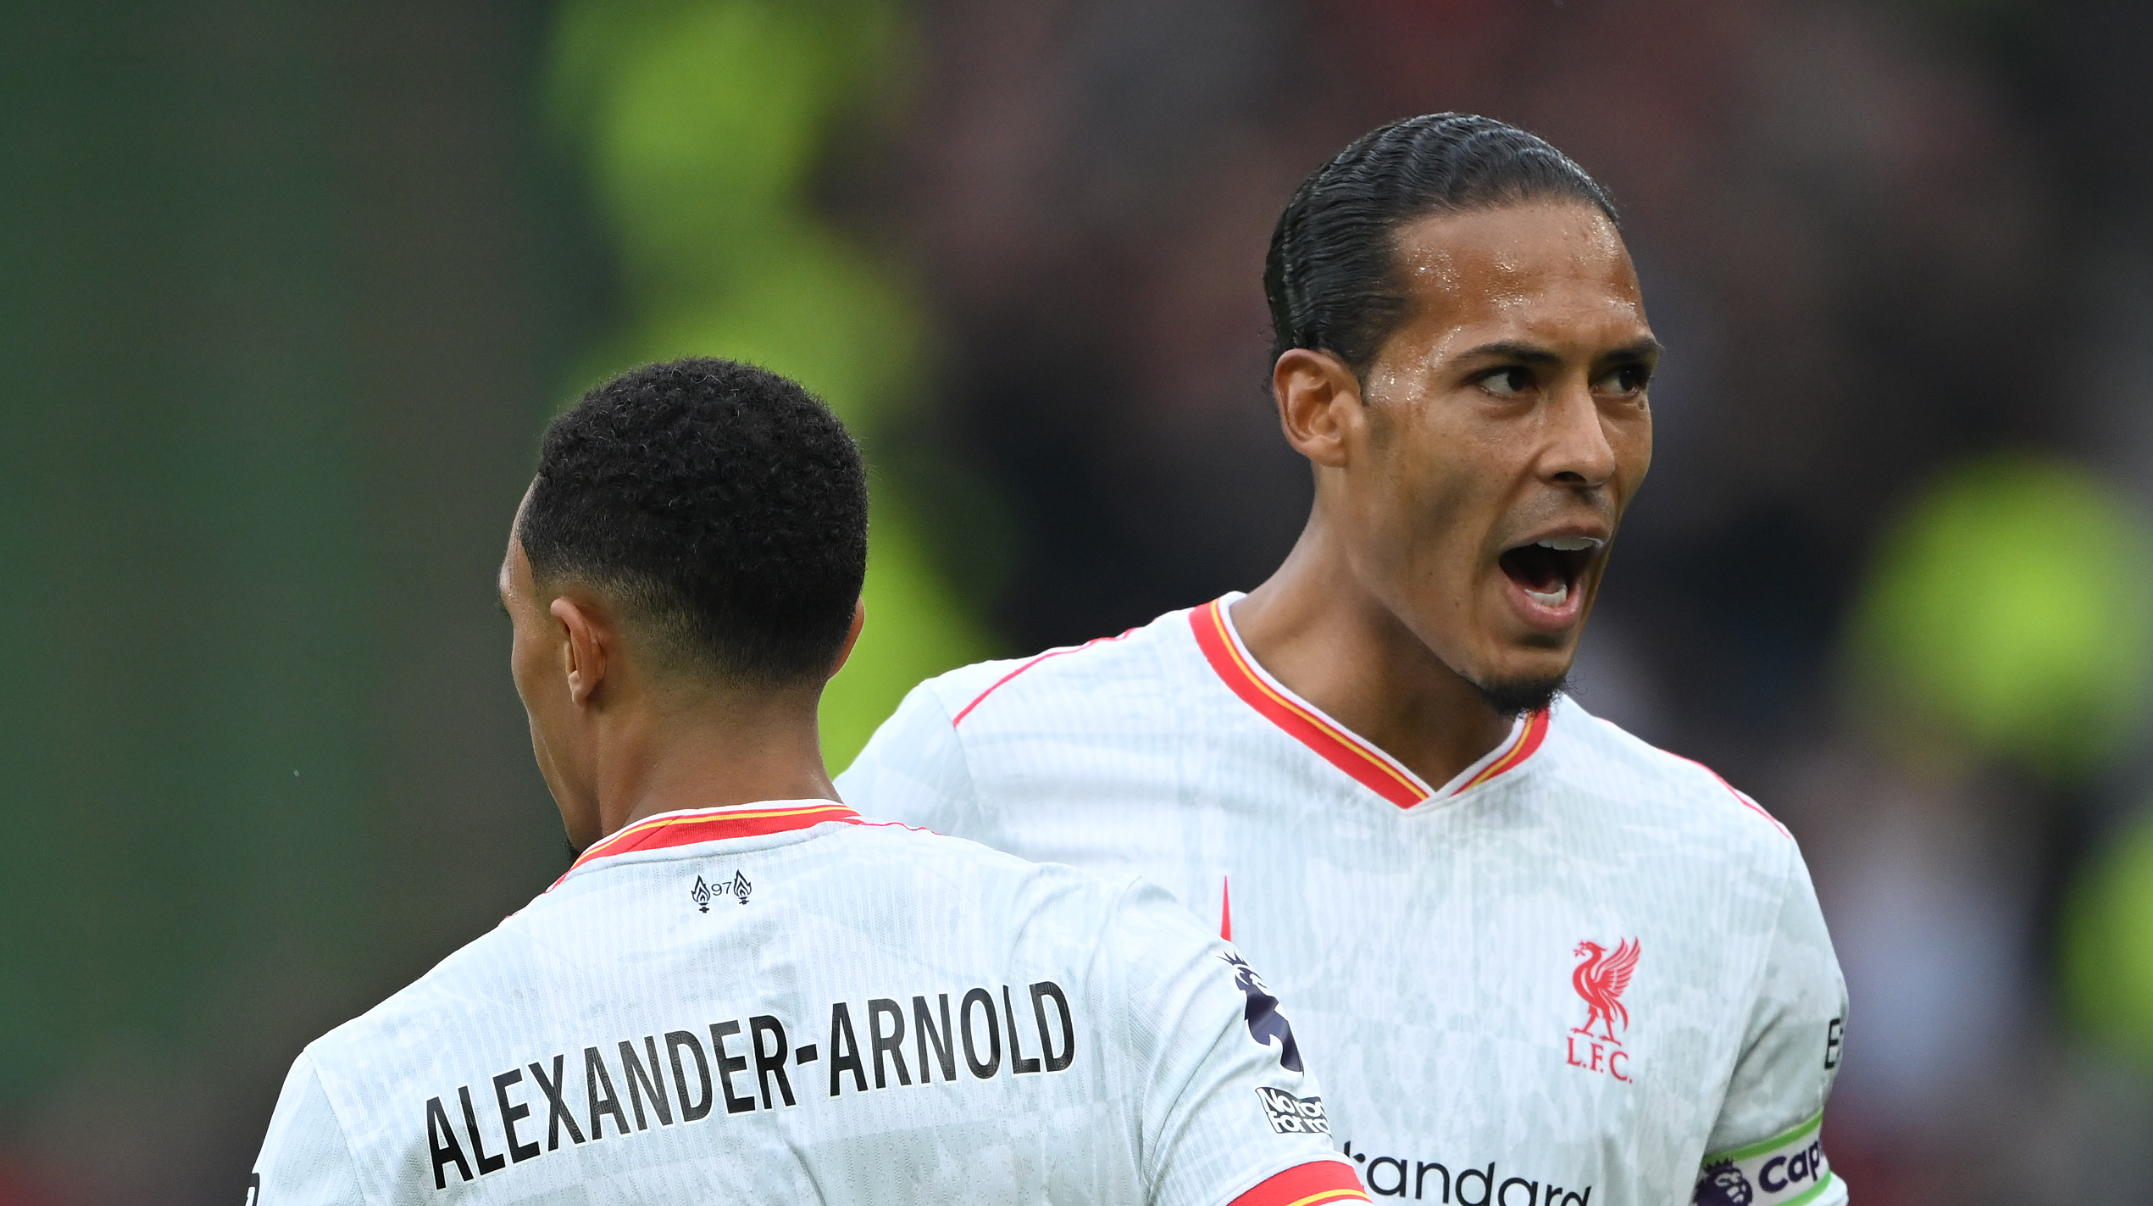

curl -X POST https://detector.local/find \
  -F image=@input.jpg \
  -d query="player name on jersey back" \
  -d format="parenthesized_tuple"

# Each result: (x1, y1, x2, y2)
(421, 979, 1077, 1189)
(253, 800, 1367, 1206)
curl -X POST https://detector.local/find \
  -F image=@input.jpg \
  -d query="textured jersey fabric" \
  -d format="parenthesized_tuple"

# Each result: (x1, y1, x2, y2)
(838, 597, 1851, 1206)
(251, 801, 1363, 1206)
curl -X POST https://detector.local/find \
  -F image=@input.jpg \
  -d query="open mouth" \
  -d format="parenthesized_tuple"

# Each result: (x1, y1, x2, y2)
(1498, 536, 1602, 611)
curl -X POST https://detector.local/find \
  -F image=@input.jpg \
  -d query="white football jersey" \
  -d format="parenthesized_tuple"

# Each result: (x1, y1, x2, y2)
(839, 597, 1851, 1206)
(250, 800, 1367, 1206)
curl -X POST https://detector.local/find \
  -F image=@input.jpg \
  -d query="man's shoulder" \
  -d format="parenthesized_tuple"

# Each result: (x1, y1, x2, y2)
(836, 821, 1174, 932)
(836, 607, 1219, 829)
(1543, 696, 1797, 857)
(285, 926, 543, 1134)
(842, 816, 1112, 880)
(300, 828, 1146, 1073)
(913, 602, 1209, 732)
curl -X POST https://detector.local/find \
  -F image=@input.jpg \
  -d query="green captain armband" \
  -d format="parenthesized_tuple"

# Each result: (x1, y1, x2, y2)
(1692, 1112, 1836, 1206)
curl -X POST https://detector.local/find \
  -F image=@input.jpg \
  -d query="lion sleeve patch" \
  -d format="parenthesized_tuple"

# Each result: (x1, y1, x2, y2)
(1693, 1112, 1835, 1206)
(1220, 952, 1302, 1073)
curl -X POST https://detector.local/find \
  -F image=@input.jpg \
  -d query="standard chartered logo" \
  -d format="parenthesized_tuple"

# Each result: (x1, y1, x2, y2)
(1340, 1140, 1591, 1205)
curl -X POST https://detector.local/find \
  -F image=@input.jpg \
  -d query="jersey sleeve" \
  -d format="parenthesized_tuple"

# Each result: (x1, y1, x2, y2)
(1697, 848, 1849, 1206)
(252, 1051, 368, 1206)
(834, 680, 985, 834)
(1104, 881, 1368, 1206)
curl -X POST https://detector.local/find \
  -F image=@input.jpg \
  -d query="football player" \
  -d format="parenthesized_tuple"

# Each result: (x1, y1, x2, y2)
(840, 115, 1849, 1206)
(249, 358, 1364, 1206)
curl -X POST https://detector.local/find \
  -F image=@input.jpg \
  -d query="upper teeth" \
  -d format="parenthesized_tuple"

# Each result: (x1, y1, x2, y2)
(1534, 537, 1602, 551)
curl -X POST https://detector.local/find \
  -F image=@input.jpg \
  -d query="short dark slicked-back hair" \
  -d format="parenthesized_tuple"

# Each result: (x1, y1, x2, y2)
(1265, 113, 1620, 378)
(519, 357, 868, 687)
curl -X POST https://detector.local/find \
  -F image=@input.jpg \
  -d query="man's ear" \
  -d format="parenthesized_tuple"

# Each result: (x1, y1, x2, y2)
(1273, 348, 1363, 469)
(550, 595, 610, 706)
(828, 600, 866, 681)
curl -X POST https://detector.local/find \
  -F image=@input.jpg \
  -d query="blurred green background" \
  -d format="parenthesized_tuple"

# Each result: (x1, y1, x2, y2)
(544, 0, 990, 761)
(0, 4, 589, 1194)
(0, 2, 993, 1198)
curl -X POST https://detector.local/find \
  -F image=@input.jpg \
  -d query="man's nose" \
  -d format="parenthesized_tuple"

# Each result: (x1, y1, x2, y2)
(1542, 378, 1617, 487)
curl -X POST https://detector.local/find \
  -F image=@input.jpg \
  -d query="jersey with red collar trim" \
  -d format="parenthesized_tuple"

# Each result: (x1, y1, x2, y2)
(250, 801, 1362, 1206)
(838, 598, 1850, 1206)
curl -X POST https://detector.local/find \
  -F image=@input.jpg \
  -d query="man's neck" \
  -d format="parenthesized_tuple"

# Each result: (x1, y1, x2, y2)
(1230, 522, 1515, 790)
(596, 689, 839, 837)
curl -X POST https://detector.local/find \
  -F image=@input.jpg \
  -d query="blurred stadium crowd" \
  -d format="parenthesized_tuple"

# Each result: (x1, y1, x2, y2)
(8, 1, 2153, 1204)
(877, 6, 2153, 1201)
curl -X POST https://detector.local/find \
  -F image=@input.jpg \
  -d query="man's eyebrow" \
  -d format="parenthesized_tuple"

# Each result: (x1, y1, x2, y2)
(1457, 338, 1666, 363)
(1458, 340, 1563, 365)
(1603, 338, 1665, 361)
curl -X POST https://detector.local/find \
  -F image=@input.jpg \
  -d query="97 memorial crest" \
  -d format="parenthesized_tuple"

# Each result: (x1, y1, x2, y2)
(690, 871, 752, 912)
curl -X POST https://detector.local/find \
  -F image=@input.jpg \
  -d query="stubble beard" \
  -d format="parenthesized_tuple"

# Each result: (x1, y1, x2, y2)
(1469, 672, 1567, 718)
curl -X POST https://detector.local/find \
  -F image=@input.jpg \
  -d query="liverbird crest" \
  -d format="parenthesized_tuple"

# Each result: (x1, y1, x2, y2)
(1570, 937, 1640, 1044)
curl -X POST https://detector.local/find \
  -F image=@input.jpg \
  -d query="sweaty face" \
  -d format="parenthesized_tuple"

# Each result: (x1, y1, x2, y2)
(1340, 202, 1654, 706)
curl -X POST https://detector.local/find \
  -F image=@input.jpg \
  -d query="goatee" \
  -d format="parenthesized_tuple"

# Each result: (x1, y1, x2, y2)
(1472, 673, 1566, 718)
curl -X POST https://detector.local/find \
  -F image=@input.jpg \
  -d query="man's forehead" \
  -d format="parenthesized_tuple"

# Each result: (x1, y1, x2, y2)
(1392, 206, 1648, 350)
(1396, 200, 1627, 264)
(1438, 291, 1654, 356)
(1398, 205, 1635, 293)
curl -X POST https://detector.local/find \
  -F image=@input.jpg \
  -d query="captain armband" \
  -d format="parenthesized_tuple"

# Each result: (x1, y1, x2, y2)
(1692, 1112, 1836, 1206)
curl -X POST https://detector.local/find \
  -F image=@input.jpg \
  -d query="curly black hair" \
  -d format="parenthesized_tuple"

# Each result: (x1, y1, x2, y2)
(518, 357, 868, 687)
(1265, 113, 1620, 379)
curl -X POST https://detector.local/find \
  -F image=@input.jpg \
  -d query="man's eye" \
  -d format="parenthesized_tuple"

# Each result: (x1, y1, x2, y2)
(1479, 367, 1533, 396)
(1597, 364, 1651, 395)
